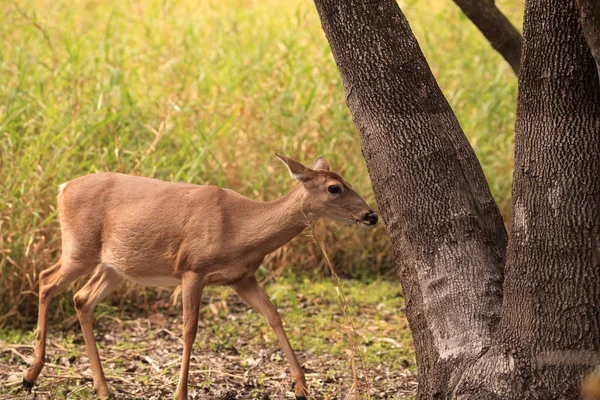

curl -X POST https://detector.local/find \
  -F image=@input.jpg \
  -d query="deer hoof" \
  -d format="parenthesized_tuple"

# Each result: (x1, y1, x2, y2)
(295, 397, 307, 400)
(22, 377, 34, 391)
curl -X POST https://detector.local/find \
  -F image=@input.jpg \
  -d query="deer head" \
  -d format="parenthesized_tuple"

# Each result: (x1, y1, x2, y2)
(275, 153, 378, 226)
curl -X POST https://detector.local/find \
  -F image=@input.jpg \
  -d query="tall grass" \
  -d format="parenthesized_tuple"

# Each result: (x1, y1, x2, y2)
(0, 0, 520, 327)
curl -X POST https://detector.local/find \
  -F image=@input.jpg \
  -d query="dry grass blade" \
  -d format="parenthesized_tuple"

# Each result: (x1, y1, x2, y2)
(310, 224, 372, 400)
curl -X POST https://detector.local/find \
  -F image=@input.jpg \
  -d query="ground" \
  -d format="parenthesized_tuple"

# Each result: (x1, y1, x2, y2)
(0, 277, 417, 399)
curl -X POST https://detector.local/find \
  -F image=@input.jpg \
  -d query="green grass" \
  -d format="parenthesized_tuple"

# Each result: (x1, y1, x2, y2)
(1, 0, 520, 325)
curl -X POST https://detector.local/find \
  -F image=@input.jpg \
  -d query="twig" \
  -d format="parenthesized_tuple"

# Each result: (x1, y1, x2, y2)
(131, 98, 173, 174)
(310, 225, 372, 400)
(188, 368, 246, 380)
(9, 348, 29, 364)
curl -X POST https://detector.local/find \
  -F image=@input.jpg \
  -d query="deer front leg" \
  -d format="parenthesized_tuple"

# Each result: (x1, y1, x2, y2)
(176, 273, 204, 400)
(230, 276, 308, 399)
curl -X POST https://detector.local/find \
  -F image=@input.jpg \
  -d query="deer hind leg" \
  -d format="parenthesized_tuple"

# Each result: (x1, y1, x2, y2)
(73, 265, 122, 398)
(175, 273, 204, 400)
(230, 276, 308, 400)
(23, 258, 91, 388)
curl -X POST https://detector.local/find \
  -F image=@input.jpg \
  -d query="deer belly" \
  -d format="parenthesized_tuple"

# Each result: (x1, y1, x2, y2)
(119, 272, 181, 287)
(101, 249, 181, 287)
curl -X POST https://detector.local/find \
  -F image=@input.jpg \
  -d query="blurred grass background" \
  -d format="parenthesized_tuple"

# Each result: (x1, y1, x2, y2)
(0, 0, 520, 328)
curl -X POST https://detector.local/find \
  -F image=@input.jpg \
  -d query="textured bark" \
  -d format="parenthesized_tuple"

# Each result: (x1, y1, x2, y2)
(577, 0, 600, 80)
(454, 0, 600, 398)
(313, 1, 508, 397)
(453, 0, 523, 76)
(314, 0, 600, 398)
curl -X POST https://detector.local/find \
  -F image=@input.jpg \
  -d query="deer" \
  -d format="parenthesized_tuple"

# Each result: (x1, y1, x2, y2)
(22, 154, 378, 399)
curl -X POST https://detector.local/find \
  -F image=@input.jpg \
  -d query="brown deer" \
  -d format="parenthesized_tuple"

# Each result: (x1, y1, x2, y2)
(22, 154, 378, 399)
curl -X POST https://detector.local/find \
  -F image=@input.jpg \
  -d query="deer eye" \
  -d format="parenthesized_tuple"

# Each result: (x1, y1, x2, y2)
(328, 185, 341, 194)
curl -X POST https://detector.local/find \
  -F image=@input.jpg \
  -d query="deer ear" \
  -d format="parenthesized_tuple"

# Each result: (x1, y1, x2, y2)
(275, 153, 311, 182)
(312, 156, 330, 171)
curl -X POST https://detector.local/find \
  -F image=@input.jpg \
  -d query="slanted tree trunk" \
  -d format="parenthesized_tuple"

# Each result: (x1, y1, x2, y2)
(312, 0, 508, 396)
(313, 0, 600, 398)
(452, 0, 523, 76)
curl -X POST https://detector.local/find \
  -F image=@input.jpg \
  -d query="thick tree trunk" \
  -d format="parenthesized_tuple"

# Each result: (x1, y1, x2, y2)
(314, 0, 600, 398)
(456, 0, 600, 398)
(577, 0, 600, 80)
(313, 0, 508, 397)
(452, 0, 523, 76)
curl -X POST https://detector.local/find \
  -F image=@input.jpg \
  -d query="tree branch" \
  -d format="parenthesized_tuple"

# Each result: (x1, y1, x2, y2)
(453, 0, 523, 76)
(577, 0, 600, 80)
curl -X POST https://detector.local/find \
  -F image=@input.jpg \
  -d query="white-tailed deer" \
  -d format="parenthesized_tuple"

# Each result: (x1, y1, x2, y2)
(23, 154, 377, 399)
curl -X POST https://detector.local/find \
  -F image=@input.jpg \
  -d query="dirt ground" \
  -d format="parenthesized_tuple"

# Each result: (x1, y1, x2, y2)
(0, 280, 417, 399)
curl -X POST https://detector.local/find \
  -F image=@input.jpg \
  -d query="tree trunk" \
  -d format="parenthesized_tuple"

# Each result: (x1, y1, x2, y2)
(456, 0, 600, 397)
(313, 0, 507, 397)
(313, 0, 600, 398)
(452, 0, 523, 76)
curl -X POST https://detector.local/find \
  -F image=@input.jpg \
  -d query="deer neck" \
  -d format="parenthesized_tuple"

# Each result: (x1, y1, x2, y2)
(245, 185, 313, 257)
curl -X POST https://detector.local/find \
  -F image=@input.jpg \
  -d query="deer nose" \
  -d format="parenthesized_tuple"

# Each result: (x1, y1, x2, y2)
(364, 211, 378, 226)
